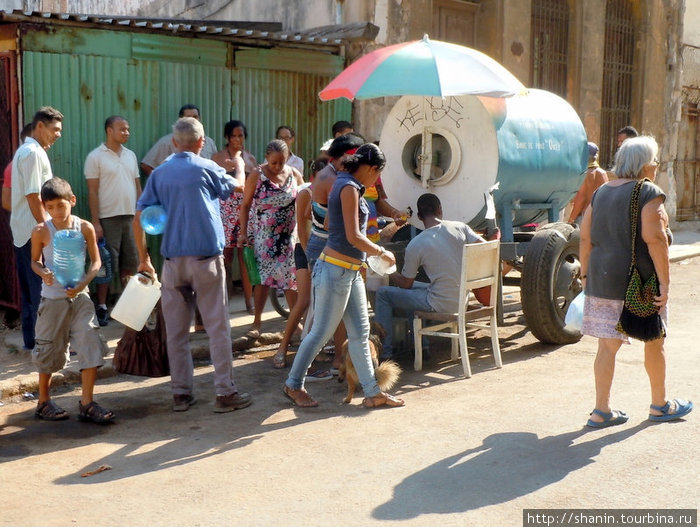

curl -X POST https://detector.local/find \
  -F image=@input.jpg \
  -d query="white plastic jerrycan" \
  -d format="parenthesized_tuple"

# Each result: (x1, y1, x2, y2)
(110, 272, 161, 331)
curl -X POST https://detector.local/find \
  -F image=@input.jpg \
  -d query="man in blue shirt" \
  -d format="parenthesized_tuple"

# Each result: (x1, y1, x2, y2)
(134, 117, 250, 414)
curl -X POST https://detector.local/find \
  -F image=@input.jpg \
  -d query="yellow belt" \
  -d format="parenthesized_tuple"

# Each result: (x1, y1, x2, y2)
(319, 253, 364, 271)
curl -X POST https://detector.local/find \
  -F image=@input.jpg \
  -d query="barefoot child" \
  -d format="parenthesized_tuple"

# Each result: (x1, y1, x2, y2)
(30, 177, 114, 423)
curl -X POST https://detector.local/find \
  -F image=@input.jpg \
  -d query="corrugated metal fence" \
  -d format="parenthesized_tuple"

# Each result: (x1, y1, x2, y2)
(20, 26, 350, 269)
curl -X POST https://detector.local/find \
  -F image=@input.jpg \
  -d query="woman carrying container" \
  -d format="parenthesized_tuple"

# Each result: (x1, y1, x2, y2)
(284, 143, 405, 409)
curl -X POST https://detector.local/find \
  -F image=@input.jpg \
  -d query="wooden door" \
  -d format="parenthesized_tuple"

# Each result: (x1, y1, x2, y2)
(432, 0, 479, 47)
(676, 97, 700, 221)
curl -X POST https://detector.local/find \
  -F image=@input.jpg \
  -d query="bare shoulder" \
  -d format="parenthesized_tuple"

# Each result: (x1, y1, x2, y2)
(32, 221, 49, 235)
(290, 167, 304, 185)
(79, 218, 96, 235)
(31, 222, 51, 245)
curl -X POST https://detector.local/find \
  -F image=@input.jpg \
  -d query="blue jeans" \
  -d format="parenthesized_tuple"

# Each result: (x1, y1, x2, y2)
(15, 241, 42, 349)
(305, 232, 326, 271)
(375, 282, 433, 359)
(286, 259, 380, 397)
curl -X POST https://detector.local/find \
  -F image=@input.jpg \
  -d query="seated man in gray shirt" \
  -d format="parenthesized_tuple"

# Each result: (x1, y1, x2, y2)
(374, 193, 484, 359)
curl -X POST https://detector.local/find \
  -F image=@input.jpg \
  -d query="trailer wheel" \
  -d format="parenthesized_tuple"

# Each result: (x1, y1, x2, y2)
(521, 223, 582, 344)
(269, 288, 290, 319)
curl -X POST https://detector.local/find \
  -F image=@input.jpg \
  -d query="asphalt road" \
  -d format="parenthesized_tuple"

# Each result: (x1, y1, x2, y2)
(1, 258, 698, 527)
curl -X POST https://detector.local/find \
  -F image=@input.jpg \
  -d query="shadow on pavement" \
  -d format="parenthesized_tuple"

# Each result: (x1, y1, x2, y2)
(373, 423, 651, 520)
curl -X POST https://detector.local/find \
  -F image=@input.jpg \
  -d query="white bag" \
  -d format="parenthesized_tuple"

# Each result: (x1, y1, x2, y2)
(564, 291, 585, 332)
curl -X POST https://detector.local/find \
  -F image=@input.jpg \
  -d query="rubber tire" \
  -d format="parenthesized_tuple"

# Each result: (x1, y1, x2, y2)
(521, 223, 582, 344)
(269, 289, 290, 319)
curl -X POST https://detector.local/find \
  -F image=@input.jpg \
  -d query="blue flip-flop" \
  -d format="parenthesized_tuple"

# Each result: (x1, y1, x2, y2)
(586, 408, 629, 428)
(648, 399, 694, 422)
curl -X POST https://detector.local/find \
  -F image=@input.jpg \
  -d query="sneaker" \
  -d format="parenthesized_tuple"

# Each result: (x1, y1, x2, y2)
(305, 368, 333, 382)
(96, 307, 109, 327)
(214, 392, 252, 413)
(173, 394, 197, 412)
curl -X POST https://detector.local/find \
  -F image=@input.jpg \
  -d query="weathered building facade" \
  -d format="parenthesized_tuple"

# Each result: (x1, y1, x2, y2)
(22, 0, 685, 221)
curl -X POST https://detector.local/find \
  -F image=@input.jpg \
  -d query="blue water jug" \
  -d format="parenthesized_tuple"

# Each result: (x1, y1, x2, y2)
(53, 229, 86, 288)
(94, 238, 113, 285)
(140, 205, 168, 235)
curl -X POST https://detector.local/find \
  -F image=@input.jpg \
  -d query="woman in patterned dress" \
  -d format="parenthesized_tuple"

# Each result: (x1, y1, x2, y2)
(238, 139, 304, 337)
(215, 120, 257, 314)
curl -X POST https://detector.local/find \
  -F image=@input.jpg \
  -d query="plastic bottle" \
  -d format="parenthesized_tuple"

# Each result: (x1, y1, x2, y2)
(53, 229, 86, 288)
(243, 246, 261, 285)
(366, 250, 397, 276)
(140, 204, 168, 235)
(94, 239, 113, 285)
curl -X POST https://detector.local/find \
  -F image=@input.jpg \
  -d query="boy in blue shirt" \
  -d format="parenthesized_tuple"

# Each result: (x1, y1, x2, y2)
(30, 177, 114, 423)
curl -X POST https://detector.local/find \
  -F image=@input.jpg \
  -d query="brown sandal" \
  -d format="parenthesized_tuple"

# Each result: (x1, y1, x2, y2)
(35, 400, 69, 421)
(78, 401, 115, 424)
(283, 385, 318, 407)
(362, 392, 405, 409)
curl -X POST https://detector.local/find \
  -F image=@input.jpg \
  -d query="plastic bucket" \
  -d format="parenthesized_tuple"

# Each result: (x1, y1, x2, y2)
(110, 273, 162, 331)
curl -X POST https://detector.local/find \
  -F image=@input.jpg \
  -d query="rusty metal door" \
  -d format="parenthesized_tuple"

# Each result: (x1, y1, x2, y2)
(676, 96, 700, 221)
(530, 0, 569, 98)
(0, 51, 19, 311)
(599, 0, 635, 169)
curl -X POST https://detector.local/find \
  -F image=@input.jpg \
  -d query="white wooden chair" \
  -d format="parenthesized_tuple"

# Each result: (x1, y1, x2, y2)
(412, 240, 502, 378)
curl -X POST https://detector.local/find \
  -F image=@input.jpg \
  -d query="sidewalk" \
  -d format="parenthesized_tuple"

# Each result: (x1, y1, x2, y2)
(0, 296, 286, 402)
(2, 226, 699, 402)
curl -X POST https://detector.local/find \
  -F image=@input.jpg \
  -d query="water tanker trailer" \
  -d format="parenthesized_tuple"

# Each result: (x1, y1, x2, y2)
(379, 89, 588, 344)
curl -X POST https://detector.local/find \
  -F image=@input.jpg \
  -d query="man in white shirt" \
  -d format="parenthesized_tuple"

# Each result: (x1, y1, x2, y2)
(140, 104, 218, 176)
(276, 125, 304, 176)
(374, 193, 484, 360)
(10, 106, 63, 350)
(85, 115, 142, 325)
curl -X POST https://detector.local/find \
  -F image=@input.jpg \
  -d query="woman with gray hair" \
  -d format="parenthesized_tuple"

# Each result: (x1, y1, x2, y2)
(579, 135, 693, 427)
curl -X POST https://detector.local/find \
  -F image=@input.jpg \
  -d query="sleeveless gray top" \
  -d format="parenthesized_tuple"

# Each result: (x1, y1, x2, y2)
(586, 180, 669, 300)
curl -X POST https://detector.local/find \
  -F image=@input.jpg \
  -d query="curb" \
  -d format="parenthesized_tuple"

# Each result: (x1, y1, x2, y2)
(0, 329, 282, 401)
(0, 342, 211, 402)
(670, 248, 700, 263)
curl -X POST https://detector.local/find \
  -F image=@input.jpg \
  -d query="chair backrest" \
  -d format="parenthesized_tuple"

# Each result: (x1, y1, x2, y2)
(458, 240, 500, 311)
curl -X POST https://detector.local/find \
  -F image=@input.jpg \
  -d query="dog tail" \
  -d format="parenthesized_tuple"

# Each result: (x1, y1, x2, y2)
(375, 360, 401, 391)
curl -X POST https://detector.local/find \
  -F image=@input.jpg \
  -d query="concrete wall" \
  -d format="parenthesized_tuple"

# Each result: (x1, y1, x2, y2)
(682, 1, 700, 88)
(22, 0, 145, 14)
(12, 0, 339, 29)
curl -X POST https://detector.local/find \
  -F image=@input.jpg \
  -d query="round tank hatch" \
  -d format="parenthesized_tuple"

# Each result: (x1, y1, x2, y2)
(380, 95, 498, 227)
(402, 131, 461, 186)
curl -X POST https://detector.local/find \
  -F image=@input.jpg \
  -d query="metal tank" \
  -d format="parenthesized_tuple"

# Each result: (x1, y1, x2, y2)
(379, 89, 588, 344)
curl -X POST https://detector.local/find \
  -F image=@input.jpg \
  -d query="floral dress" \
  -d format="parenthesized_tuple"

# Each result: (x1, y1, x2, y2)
(219, 151, 258, 248)
(252, 171, 298, 290)
(220, 188, 243, 248)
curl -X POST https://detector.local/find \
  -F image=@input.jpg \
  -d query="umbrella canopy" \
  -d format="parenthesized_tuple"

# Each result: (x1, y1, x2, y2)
(319, 35, 526, 101)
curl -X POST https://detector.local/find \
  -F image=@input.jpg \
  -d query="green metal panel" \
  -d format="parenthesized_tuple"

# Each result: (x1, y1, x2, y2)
(22, 26, 132, 59)
(235, 47, 344, 76)
(21, 27, 349, 270)
(133, 33, 227, 66)
(234, 50, 350, 174)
